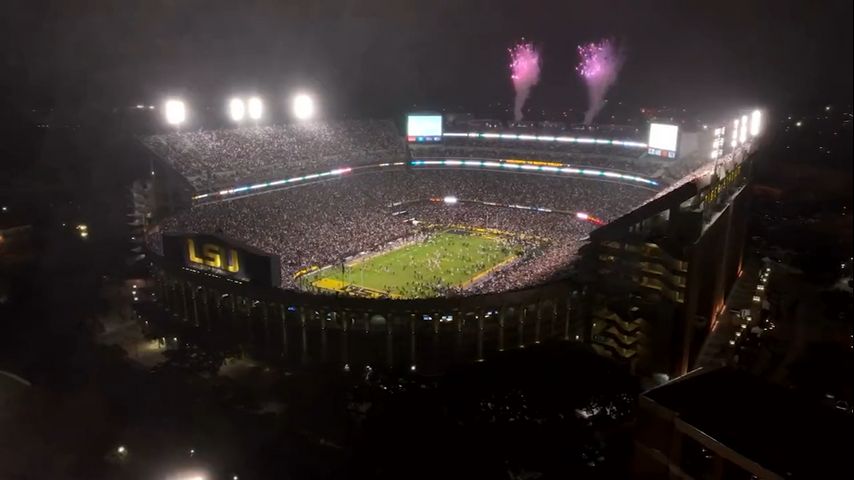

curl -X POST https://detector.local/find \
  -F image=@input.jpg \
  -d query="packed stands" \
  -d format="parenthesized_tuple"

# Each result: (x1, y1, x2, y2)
(160, 169, 654, 295)
(142, 120, 404, 190)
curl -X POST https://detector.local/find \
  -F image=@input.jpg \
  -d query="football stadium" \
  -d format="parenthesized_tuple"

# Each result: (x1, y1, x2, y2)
(137, 104, 761, 374)
(146, 116, 667, 297)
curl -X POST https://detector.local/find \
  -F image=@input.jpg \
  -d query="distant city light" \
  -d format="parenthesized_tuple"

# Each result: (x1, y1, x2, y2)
(292, 93, 315, 120)
(796, 121, 803, 127)
(164, 99, 186, 126)
(247, 96, 263, 121)
(750, 109, 762, 137)
(116, 445, 127, 455)
(229, 98, 245, 122)
(167, 472, 207, 480)
(443, 196, 458, 204)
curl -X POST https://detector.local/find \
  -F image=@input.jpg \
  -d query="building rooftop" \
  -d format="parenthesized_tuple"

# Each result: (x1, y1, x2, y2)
(644, 367, 854, 478)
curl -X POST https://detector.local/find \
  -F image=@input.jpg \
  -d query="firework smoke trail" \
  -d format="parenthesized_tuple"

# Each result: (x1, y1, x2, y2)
(509, 41, 541, 122)
(577, 39, 624, 124)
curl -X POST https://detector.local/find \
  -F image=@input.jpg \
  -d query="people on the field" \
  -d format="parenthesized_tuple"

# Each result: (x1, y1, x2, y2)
(159, 167, 652, 296)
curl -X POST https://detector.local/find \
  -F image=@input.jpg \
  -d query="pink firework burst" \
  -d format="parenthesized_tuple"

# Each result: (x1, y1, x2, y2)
(576, 40, 619, 79)
(577, 38, 624, 124)
(508, 41, 541, 121)
(509, 42, 540, 85)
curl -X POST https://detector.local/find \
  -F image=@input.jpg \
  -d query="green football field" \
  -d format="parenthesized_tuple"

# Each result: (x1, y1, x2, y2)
(304, 231, 517, 298)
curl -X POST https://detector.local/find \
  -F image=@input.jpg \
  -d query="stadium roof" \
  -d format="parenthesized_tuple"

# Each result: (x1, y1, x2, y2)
(588, 181, 698, 240)
(644, 367, 854, 478)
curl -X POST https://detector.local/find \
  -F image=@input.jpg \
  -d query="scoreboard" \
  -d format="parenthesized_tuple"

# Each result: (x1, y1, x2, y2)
(407, 114, 443, 143)
(162, 233, 281, 288)
(647, 123, 679, 159)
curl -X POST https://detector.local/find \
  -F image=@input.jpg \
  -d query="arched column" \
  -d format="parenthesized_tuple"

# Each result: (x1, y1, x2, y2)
(454, 311, 464, 362)
(476, 310, 484, 362)
(179, 282, 189, 322)
(564, 297, 572, 340)
(228, 294, 237, 330)
(320, 309, 329, 362)
(498, 307, 506, 352)
(340, 310, 350, 368)
(431, 312, 440, 372)
(409, 313, 417, 371)
(261, 302, 270, 355)
(279, 304, 288, 357)
(190, 286, 200, 328)
(158, 277, 168, 308)
(385, 312, 394, 369)
(213, 293, 223, 331)
(201, 288, 211, 332)
(300, 307, 309, 364)
(247, 300, 260, 347)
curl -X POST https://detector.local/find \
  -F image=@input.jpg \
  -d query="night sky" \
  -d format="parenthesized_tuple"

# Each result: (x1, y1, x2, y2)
(2, 0, 852, 116)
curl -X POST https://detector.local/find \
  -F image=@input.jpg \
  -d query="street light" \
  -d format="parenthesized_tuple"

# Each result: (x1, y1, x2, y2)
(166, 472, 207, 480)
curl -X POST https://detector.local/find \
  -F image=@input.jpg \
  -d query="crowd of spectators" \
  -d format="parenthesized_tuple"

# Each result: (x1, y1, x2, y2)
(142, 120, 404, 190)
(141, 118, 702, 195)
(160, 169, 653, 296)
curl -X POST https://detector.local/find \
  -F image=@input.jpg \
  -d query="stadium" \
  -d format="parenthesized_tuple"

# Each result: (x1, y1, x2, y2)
(135, 103, 760, 374)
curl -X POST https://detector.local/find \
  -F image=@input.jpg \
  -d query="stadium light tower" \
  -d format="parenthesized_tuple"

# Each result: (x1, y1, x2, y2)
(292, 93, 315, 121)
(164, 99, 186, 126)
(739, 114, 748, 144)
(229, 98, 246, 122)
(247, 96, 263, 121)
(731, 118, 739, 147)
(750, 109, 762, 137)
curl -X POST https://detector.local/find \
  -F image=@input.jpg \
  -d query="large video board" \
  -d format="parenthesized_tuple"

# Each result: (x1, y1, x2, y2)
(407, 115, 443, 143)
(162, 233, 281, 288)
(647, 123, 679, 158)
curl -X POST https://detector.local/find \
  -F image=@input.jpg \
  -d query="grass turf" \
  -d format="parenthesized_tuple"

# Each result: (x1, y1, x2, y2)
(305, 231, 515, 298)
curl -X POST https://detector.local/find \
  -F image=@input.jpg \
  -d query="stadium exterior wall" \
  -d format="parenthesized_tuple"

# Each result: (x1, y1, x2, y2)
(148, 256, 584, 375)
(578, 153, 753, 379)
